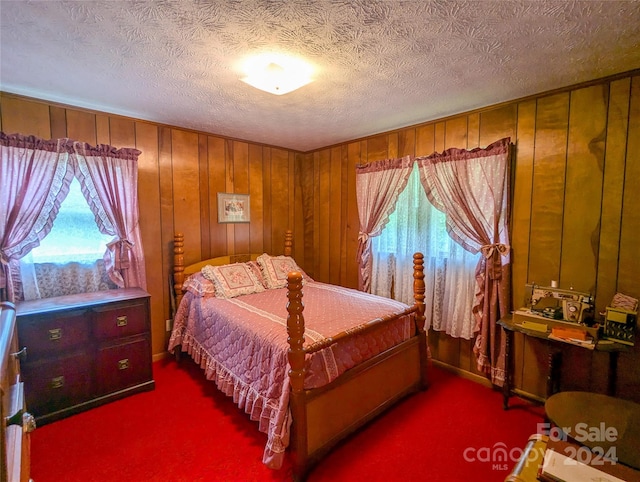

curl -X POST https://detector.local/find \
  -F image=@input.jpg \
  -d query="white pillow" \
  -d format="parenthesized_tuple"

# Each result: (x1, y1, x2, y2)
(256, 253, 308, 289)
(201, 262, 265, 298)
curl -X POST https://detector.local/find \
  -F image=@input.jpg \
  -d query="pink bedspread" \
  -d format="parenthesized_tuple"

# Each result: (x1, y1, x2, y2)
(168, 280, 414, 469)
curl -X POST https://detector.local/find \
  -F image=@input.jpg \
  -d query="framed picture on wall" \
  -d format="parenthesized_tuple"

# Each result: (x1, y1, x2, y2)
(217, 192, 250, 223)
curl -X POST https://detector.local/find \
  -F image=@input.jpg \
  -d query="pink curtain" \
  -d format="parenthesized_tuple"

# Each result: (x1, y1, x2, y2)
(415, 138, 512, 386)
(0, 133, 74, 302)
(355, 156, 413, 292)
(73, 142, 146, 290)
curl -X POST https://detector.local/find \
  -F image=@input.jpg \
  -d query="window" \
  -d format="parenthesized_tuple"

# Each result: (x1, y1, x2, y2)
(1, 132, 145, 302)
(30, 177, 112, 264)
(20, 177, 116, 300)
(371, 164, 479, 339)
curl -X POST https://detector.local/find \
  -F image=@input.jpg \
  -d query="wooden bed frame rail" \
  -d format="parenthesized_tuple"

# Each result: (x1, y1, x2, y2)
(171, 231, 428, 481)
(304, 306, 419, 354)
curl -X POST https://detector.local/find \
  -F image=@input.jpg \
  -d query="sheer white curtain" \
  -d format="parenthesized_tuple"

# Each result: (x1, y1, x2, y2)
(371, 164, 479, 339)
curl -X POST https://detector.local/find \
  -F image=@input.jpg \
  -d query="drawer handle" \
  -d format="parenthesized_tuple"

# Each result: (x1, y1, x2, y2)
(50, 376, 65, 389)
(116, 315, 128, 327)
(49, 328, 62, 341)
(5, 409, 36, 434)
(118, 358, 130, 370)
(11, 346, 27, 361)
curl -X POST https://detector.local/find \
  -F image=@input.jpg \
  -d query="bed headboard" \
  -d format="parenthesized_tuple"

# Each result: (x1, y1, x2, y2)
(172, 230, 293, 311)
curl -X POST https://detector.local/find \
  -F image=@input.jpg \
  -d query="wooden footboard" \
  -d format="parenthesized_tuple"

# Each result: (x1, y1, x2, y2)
(286, 253, 427, 480)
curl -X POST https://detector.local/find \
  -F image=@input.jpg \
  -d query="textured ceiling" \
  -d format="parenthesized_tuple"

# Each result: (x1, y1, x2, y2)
(2, 0, 640, 152)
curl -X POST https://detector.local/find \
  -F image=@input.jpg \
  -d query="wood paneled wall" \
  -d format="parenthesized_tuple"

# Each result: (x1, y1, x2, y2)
(0, 92, 304, 359)
(299, 72, 640, 402)
(2, 69, 639, 401)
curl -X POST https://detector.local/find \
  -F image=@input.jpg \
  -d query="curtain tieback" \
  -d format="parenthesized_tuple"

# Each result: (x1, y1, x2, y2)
(480, 243, 510, 259)
(356, 232, 371, 262)
(107, 239, 134, 270)
(480, 243, 510, 281)
(0, 250, 9, 288)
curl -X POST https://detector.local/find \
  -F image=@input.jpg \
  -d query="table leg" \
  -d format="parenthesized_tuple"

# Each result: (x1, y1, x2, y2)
(547, 349, 562, 397)
(608, 351, 619, 396)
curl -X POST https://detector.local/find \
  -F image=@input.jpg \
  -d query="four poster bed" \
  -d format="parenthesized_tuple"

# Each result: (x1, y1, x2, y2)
(168, 230, 429, 480)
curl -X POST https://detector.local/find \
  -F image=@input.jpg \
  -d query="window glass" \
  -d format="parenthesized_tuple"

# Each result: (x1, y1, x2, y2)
(30, 177, 112, 264)
(371, 164, 478, 339)
(373, 164, 461, 261)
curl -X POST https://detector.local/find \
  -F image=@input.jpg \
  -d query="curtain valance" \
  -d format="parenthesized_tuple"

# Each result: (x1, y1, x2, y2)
(0, 132, 141, 159)
(72, 140, 141, 160)
(418, 137, 510, 163)
(0, 132, 73, 152)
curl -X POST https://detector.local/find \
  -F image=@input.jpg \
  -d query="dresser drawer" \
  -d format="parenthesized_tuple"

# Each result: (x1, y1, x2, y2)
(18, 309, 90, 359)
(93, 301, 148, 340)
(22, 351, 93, 416)
(95, 337, 152, 396)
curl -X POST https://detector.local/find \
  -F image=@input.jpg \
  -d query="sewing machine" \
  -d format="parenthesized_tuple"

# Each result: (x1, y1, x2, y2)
(524, 283, 594, 323)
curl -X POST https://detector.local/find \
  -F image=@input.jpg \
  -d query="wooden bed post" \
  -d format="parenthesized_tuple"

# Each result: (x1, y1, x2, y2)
(413, 252, 428, 388)
(173, 233, 185, 309)
(413, 252, 426, 329)
(284, 229, 293, 257)
(286, 270, 307, 481)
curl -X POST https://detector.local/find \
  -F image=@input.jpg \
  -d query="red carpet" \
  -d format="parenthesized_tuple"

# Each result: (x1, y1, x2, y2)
(31, 358, 544, 481)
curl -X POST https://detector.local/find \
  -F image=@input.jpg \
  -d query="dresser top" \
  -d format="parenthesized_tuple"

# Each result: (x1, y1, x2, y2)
(16, 288, 149, 316)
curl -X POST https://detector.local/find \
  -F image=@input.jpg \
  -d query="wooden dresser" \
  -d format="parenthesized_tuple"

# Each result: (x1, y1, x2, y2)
(1, 301, 33, 482)
(16, 288, 155, 425)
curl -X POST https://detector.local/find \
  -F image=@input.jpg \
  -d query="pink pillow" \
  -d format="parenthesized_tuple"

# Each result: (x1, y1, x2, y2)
(182, 272, 217, 297)
(256, 254, 309, 289)
(201, 262, 265, 298)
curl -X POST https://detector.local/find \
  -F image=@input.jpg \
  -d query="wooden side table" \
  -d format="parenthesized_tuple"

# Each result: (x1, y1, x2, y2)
(498, 314, 628, 410)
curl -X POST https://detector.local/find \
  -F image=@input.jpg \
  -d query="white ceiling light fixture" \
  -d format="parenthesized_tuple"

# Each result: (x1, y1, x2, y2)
(240, 53, 314, 95)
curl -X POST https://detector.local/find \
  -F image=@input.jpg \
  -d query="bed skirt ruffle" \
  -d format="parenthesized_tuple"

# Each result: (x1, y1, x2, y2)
(169, 327, 290, 469)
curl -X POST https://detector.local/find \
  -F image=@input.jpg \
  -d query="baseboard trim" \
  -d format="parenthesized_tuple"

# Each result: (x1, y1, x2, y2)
(430, 359, 544, 404)
(152, 351, 170, 362)
(431, 359, 494, 388)
(511, 388, 545, 404)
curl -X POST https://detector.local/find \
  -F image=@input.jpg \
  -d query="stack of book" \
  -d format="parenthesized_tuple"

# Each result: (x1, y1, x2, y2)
(547, 326, 595, 349)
